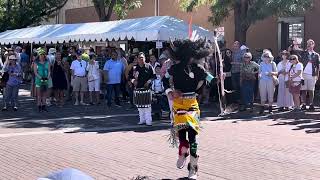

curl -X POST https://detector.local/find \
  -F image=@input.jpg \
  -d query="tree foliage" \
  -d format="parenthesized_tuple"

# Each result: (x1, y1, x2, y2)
(92, 0, 142, 21)
(0, 0, 68, 32)
(179, 0, 314, 43)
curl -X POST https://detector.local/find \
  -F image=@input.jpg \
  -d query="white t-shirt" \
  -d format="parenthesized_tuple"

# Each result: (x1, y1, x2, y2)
(304, 51, 315, 77)
(86, 61, 100, 80)
(70, 60, 87, 77)
(289, 62, 303, 82)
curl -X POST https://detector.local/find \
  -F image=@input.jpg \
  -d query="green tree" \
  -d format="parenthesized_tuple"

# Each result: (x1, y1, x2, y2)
(92, 0, 142, 21)
(179, 0, 314, 44)
(0, 0, 68, 32)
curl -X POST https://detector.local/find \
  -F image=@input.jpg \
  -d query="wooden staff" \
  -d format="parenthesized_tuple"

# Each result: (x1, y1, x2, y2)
(213, 31, 226, 115)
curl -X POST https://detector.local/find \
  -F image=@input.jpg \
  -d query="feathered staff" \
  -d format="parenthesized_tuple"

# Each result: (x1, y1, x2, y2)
(213, 30, 227, 115)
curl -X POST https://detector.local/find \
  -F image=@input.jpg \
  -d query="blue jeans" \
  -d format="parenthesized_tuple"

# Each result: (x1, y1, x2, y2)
(241, 80, 255, 106)
(5, 84, 19, 106)
(231, 73, 240, 101)
(106, 83, 120, 106)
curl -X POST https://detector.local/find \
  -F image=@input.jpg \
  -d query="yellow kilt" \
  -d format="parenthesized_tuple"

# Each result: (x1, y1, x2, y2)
(173, 97, 200, 134)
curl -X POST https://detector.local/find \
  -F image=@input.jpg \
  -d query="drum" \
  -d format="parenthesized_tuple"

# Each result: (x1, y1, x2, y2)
(133, 88, 152, 108)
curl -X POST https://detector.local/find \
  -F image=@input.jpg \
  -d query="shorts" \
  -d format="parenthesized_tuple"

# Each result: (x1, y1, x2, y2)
(73, 76, 88, 92)
(301, 75, 317, 91)
(88, 79, 100, 92)
(289, 84, 301, 94)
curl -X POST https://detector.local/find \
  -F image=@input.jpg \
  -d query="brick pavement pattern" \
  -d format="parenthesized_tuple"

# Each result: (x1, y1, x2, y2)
(1, 87, 320, 179)
(0, 120, 320, 180)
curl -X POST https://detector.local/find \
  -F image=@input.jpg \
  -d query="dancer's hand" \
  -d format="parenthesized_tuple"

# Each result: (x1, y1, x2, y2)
(168, 90, 181, 100)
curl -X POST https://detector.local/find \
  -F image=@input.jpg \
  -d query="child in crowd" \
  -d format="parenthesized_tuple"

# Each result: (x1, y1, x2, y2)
(152, 65, 164, 93)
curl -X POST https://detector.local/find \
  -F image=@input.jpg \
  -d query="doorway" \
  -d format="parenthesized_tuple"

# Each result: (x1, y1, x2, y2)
(278, 17, 305, 51)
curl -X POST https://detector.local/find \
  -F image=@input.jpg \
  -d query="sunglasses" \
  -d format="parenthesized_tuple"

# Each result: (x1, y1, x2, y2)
(290, 58, 296, 61)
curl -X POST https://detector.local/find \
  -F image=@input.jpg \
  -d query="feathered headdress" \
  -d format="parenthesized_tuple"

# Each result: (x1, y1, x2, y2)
(170, 39, 211, 64)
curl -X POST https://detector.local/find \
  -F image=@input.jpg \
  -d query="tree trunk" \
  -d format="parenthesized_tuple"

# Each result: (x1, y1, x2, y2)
(93, 0, 116, 22)
(105, 0, 116, 21)
(234, 2, 242, 43)
(234, 0, 249, 44)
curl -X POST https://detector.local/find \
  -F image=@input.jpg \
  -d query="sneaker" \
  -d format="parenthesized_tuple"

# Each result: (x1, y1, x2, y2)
(279, 107, 285, 112)
(115, 104, 122, 108)
(13, 107, 18, 111)
(309, 104, 315, 111)
(259, 106, 264, 115)
(138, 122, 145, 125)
(2, 107, 8, 111)
(301, 104, 307, 110)
(80, 102, 88, 106)
(291, 108, 301, 113)
(74, 101, 79, 106)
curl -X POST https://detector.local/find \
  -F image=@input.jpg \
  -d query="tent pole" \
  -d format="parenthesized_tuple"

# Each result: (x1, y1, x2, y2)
(30, 43, 33, 54)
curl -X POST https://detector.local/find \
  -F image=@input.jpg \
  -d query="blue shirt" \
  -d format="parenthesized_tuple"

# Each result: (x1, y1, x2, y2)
(20, 52, 29, 63)
(103, 59, 124, 84)
(5, 64, 22, 86)
(259, 61, 277, 81)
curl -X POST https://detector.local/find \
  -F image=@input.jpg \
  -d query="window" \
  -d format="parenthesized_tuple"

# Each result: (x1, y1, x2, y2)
(289, 23, 304, 47)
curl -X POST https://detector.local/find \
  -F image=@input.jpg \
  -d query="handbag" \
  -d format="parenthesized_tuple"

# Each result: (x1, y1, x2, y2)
(1, 72, 9, 83)
(272, 76, 279, 86)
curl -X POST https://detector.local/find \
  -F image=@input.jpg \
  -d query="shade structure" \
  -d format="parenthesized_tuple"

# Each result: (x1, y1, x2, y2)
(0, 16, 214, 45)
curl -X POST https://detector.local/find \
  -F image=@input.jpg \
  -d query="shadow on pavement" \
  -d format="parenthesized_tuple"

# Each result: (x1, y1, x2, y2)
(269, 110, 320, 134)
(0, 86, 219, 134)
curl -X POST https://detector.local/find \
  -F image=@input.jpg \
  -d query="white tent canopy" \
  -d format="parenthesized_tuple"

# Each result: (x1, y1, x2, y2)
(0, 16, 214, 45)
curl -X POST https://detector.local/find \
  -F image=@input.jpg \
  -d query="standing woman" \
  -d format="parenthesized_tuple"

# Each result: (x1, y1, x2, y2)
(258, 51, 278, 114)
(52, 51, 68, 107)
(86, 55, 100, 105)
(34, 48, 51, 112)
(277, 50, 294, 111)
(288, 55, 303, 112)
(239, 52, 259, 111)
(2, 54, 22, 111)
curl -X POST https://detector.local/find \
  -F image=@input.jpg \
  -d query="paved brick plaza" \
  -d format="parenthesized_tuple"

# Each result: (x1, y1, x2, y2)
(0, 89, 320, 180)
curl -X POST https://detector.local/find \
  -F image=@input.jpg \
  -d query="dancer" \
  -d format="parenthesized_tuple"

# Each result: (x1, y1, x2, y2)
(164, 39, 211, 179)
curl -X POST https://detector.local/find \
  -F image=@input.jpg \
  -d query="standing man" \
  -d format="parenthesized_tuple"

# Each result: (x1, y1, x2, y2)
(129, 52, 155, 126)
(300, 39, 320, 111)
(231, 41, 243, 103)
(20, 47, 30, 82)
(70, 50, 88, 106)
(103, 50, 125, 108)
